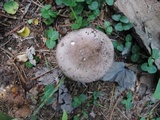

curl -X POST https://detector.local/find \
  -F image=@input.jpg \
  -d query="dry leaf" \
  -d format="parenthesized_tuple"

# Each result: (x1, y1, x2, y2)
(17, 26, 30, 37)
(16, 53, 28, 62)
(33, 19, 39, 25)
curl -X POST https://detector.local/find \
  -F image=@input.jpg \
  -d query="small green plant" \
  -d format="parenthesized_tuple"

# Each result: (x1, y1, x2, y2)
(121, 91, 132, 110)
(25, 56, 40, 68)
(93, 91, 103, 107)
(141, 49, 159, 74)
(72, 94, 87, 108)
(31, 77, 65, 119)
(4, 0, 19, 14)
(112, 34, 132, 52)
(104, 21, 113, 35)
(112, 14, 133, 31)
(62, 110, 68, 120)
(131, 45, 140, 62)
(40, 4, 57, 25)
(45, 27, 59, 49)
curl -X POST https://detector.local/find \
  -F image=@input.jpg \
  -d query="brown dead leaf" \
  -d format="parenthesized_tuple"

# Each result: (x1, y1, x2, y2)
(14, 105, 32, 118)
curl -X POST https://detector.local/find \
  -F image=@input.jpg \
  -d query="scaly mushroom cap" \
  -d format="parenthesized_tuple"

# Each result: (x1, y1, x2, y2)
(56, 28, 114, 83)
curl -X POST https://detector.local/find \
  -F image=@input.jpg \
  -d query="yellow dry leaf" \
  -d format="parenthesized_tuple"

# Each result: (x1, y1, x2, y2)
(17, 26, 30, 37)
(16, 53, 28, 62)
(33, 19, 39, 25)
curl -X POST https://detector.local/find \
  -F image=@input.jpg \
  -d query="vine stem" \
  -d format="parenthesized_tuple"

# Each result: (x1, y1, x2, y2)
(70, 7, 77, 20)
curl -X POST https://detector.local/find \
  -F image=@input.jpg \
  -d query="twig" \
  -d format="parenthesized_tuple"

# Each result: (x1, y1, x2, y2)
(0, 39, 11, 48)
(109, 96, 122, 120)
(5, 22, 25, 36)
(0, 13, 17, 19)
(116, 106, 130, 120)
(31, 0, 43, 7)
(21, 1, 31, 19)
(0, 47, 27, 84)
(30, 65, 58, 81)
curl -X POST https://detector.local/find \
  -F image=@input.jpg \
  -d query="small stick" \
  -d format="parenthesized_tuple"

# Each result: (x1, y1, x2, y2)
(109, 96, 122, 120)
(30, 65, 58, 81)
(5, 22, 25, 36)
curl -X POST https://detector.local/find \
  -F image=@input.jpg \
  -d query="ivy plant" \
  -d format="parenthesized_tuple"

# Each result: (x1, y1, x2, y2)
(72, 94, 87, 108)
(45, 27, 59, 49)
(112, 14, 133, 31)
(121, 91, 132, 110)
(141, 49, 159, 74)
(4, 0, 19, 14)
(40, 4, 57, 25)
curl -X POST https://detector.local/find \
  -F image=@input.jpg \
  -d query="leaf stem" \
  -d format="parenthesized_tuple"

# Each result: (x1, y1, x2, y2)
(70, 7, 77, 20)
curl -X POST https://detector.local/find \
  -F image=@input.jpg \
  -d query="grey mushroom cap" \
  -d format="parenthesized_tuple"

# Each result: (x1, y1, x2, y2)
(56, 28, 114, 83)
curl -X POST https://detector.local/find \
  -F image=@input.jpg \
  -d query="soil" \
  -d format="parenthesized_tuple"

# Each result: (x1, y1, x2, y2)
(0, 0, 160, 120)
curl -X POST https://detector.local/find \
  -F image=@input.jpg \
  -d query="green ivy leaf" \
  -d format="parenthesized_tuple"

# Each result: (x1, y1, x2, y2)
(131, 45, 140, 53)
(86, 0, 92, 4)
(141, 62, 148, 72)
(79, 94, 87, 102)
(112, 41, 118, 48)
(4, 1, 19, 14)
(62, 110, 68, 120)
(55, 0, 63, 5)
(147, 65, 157, 74)
(105, 0, 114, 6)
(120, 16, 129, 23)
(123, 23, 133, 30)
(106, 26, 113, 35)
(125, 34, 132, 42)
(152, 49, 159, 59)
(121, 91, 132, 110)
(116, 44, 124, 51)
(48, 10, 57, 18)
(46, 40, 56, 49)
(88, 1, 99, 10)
(73, 3, 84, 14)
(62, 0, 77, 7)
(71, 16, 82, 29)
(104, 21, 111, 28)
(125, 41, 132, 48)
(25, 61, 34, 68)
(115, 22, 123, 31)
(131, 53, 140, 62)
(112, 14, 121, 21)
(45, 27, 59, 41)
(153, 79, 160, 99)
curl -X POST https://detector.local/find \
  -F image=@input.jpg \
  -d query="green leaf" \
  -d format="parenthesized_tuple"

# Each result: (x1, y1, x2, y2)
(4, 1, 19, 14)
(120, 16, 129, 23)
(86, 0, 92, 4)
(123, 23, 133, 30)
(116, 44, 124, 51)
(125, 41, 132, 48)
(106, 26, 113, 35)
(104, 21, 111, 28)
(71, 16, 82, 29)
(121, 91, 132, 110)
(88, 1, 99, 10)
(148, 57, 154, 67)
(105, 0, 114, 6)
(44, 18, 54, 25)
(55, 0, 63, 5)
(62, 0, 77, 7)
(131, 45, 140, 53)
(115, 22, 123, 31)
(112, 14, 121, 21)
(141, 62, 148, 72)
(25, 61, 34, 68)
(73, 3, 84, 14)
(62, 110, 68, 120)
(45, 27, 59, 40)
(76, 0, 85, 2)
(43, 4, 51, 10)
(131, 53, 140, 62)
(140, 117, 146, 120)
(125, 34, 132, 42)
(79, 94, 87, 102)
(147, 65, 157, 74)
(46, 40, 56, 49)
(0, 111, 14, 120)
(153, 79, 160, 97)
(112, 41, 118, 48)
(152, 49, 159, 59)
(48, 10, 57, 18)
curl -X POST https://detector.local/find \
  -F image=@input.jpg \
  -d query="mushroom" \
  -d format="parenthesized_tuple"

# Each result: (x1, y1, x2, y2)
(56, 28, 114, 83)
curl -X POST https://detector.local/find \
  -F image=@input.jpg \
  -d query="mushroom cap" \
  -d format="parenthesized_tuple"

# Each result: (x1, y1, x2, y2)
(56, 28, 114, 83)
